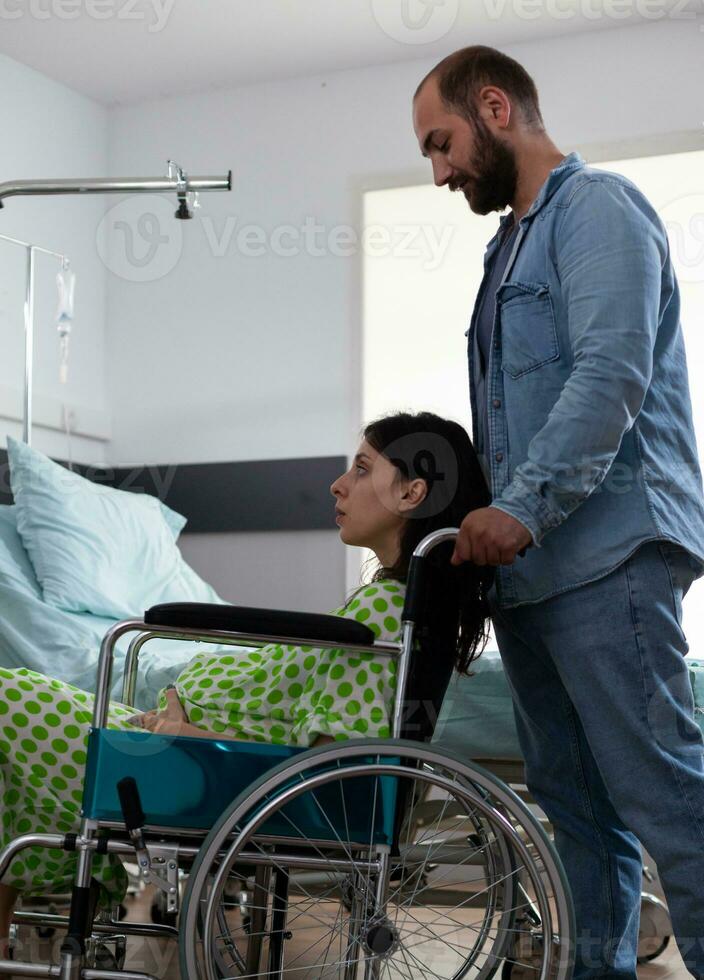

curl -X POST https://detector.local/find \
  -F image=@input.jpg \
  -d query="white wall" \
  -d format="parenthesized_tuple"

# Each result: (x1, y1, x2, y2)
(100, 18, 704, 604)
(104, 18, 704, 469)
(0, 54, 110, 463)
(5, 19, 702, 608)
(178, 529, 345, 613)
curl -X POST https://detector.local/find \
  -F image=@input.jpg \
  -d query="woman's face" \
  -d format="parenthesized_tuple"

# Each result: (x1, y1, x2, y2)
(330, 439, 422, 564)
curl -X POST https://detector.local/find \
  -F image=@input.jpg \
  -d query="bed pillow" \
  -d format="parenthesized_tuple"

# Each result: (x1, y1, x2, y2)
(0, 505, 41, 598)
(7, 437, 221, 619)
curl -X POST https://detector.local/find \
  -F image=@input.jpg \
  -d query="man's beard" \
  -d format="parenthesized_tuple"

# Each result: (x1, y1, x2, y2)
(456, 117, 518, 216)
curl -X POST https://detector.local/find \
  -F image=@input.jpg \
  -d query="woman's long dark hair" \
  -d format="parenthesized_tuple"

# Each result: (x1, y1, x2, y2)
(359, 411, 493, 679)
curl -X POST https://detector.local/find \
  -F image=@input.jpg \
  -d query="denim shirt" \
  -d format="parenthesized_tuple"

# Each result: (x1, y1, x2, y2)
(467, 151, 704, 607)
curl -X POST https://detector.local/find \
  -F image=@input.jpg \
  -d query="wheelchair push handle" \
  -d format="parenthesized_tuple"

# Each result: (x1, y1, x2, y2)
(402, 528, 459, 623)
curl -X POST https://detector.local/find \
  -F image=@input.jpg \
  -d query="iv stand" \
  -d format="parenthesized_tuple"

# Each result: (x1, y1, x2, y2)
(0, 232, 69, 445)
(0, 163, 232, 446)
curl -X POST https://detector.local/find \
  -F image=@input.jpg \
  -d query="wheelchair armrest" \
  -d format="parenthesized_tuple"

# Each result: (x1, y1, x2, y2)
(144, 602, 376, 647)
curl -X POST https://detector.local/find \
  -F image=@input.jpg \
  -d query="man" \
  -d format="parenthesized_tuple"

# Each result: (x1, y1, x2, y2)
(413, 45, 704, 980)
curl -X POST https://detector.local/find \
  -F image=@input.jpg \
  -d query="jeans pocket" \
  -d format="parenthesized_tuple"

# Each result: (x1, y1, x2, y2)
(658, 541, 702, 601)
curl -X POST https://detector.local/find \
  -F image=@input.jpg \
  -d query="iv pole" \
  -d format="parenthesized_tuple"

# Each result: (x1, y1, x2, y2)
(0, 161, 232, 446)
(0, 233, 69, 445)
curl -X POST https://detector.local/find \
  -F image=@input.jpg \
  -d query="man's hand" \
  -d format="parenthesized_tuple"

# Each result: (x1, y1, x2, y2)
(450, 507, 533, 566)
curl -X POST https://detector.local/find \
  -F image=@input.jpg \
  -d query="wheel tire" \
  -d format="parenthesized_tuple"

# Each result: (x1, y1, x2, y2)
(637, 893, 672, 964)
(179, 739, 574, 980)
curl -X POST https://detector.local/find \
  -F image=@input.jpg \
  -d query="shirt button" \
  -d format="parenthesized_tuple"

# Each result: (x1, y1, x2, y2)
(493, 399, 501, 408)
(495, 452, 504, 462)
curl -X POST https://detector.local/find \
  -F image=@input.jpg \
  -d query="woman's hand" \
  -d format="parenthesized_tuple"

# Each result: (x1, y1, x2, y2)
(130, 688, 188, 736)
(127, 708, 156, 728)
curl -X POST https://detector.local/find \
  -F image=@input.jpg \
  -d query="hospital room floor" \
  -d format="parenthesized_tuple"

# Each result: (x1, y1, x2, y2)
(639, 945, 690, 980)
(9, 884, 692, 978)
(117, 886, 692, 980)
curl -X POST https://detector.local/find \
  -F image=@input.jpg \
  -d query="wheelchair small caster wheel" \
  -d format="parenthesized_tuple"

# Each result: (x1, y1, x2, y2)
(638, 935, 671, 964)
(637, 893, 672, 963)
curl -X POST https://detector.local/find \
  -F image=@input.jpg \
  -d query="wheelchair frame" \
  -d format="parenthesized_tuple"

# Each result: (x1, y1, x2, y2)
(0, 529, 576, 980)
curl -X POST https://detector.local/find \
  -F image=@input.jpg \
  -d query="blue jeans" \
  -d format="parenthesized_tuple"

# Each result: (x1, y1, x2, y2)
(488, 540, 704, 979)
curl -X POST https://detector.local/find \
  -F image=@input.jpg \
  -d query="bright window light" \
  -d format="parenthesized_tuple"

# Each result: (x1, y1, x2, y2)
(363, 147, 704, 656)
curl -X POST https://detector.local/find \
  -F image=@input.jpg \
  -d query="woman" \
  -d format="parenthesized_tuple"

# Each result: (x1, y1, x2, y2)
(0, 411, 492, 941)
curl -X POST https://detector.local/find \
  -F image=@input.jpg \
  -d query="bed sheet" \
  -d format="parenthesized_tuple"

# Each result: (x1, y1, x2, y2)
(434, 651, 704, 763)
(0, 503, 231, 709)
(432, 648, 522, 760)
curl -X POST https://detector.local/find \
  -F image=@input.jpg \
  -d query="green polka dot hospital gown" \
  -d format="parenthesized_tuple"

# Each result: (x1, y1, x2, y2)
(0, 581, 404, 901)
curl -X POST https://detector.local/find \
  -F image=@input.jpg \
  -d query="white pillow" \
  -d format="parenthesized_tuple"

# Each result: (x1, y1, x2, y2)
(8, 437, 220, 618)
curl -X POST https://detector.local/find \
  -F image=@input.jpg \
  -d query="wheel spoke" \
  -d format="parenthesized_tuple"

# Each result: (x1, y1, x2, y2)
(181, 746, 572, 980)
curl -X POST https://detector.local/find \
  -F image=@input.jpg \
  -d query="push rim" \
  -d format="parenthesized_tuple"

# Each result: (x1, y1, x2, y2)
(180, 740, 574, 980)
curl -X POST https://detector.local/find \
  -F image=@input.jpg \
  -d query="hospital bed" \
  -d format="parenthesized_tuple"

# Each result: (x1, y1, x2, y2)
(0, 528, 576, 980)
(0, 503, 207, 708)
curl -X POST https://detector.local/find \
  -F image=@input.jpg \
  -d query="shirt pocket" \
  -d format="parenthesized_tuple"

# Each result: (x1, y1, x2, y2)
(498, 281, 559, 379)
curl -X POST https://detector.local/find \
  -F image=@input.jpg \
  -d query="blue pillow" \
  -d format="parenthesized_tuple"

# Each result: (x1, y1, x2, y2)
(8, 437, 220, 619)
(0, 504, 210, 707)
(0, 505, 41, 597)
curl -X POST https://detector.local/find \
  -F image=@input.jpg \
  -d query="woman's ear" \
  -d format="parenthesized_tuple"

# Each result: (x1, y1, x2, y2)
(398, 478, 428, 514)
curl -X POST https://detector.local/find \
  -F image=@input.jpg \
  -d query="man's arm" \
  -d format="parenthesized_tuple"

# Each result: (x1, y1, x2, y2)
(490, 177, 667, 547)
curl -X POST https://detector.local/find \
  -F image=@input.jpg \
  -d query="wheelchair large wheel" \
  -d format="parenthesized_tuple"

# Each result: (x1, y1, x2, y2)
(180, 740, 575, 980)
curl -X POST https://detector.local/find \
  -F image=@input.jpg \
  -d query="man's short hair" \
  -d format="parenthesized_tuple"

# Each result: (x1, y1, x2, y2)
(416, 45, 544, 130)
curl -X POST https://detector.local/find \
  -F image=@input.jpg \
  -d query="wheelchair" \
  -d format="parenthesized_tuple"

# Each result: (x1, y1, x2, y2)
(0, 529, 575, 979)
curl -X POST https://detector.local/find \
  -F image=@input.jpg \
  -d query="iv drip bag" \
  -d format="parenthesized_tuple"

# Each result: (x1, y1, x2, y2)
(56, 266, 75, 327)
(56, 266, 75, 384)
